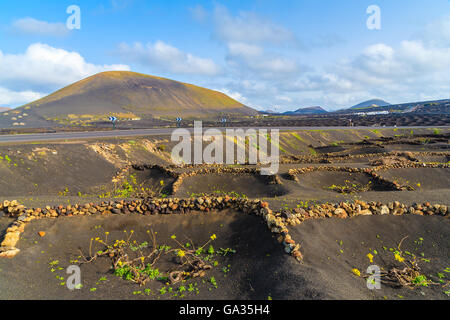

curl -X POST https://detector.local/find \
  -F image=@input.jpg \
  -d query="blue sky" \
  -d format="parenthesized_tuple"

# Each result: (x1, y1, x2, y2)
(0, 0, 449, 111)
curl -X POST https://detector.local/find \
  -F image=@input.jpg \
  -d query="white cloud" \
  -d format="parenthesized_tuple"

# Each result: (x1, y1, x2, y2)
(189, 5, 209, 22)
(308, 34, 345, 48)
(275, 95, 292, 103)
(111, 0, 131, 9)
(226, 43, 300, 77)
(220, 33, 450, 111)
(0, 43, 130, 107)
(205, 7, 450, 111)
(117, 41, 220, 76)
(0, 43, 130, 92)
(10, 18, 69, 37)
(0, 87, 44, 107)
(332, 40, 450, 88)
(399, 40, 450, 71)
(208, 6, 303, 80)
(214, 5, 296, 45)
(282, 38, 450, 110)
(215, 88, 248, 104)
(423, 15, 450, 46)
(227, 43, 264, 58)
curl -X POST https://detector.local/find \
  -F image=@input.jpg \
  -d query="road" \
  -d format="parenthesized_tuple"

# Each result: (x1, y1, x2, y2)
(0, 126, 448, 143)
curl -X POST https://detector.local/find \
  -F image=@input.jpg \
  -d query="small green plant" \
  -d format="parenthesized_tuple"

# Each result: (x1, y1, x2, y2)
(326, 180, 371, 194)
(58, 187, 70, 196)
(291, 132, 304, 142)
(222, 265, 231, 274)
(210, 277, 218, 289)
(412, 275, 430, 287)
(433, 128, 442, 135)
(157, 144, 166, 151)
(79, 230, 230, 287)
(218, 248, 236, 256)
(115, 176, 136, 198)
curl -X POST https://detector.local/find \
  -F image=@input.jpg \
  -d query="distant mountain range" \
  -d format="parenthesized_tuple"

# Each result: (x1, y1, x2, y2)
(337, 98, 450, 115)
(262, 98, 449, 116)
(263, 106, 328, 115)
(283, 106, 328, 115)
(0, 107, 11, 112)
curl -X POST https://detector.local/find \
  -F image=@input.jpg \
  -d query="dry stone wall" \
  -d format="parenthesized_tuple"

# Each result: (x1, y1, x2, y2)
(1, 197, 448, 261)
(281, 151, 449, 164)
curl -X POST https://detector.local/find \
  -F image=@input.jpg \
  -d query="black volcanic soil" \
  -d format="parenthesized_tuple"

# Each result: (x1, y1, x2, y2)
(0, 211, 316, 300)
(1, 213, 448, 300)
(0, 139, 172, 197)
(289, 214, 450, 300)
(414, 155, 449, 163)
(343, 146, 387, 155)
(384, 144, 449, 152)
(0, 144, 118, 196)
(377, 168, 450, 190)
(175, 173, 289, 198)
(317, 145, 387, 156)
(0, 129, 449, 300)
(295, 171, 387, 193)
(314, 146, 346, 154)
(199, 114, 450, 128)
(133, 167, 176, 196)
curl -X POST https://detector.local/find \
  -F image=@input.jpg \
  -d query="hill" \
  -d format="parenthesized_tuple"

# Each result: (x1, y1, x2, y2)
(0, 71, 257, 128)
(283, 106, 328, 115)
(350, 99, 391, 110)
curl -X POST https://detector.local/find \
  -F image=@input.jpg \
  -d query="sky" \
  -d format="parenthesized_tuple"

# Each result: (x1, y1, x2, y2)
(0, 0, 449, 112)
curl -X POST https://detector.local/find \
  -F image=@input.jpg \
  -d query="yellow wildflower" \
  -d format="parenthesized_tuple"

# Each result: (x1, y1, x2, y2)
(210, 234, 217, 241)
(367, 253, 374, 263)
(394, 253, 405, 262)
(352, 268, 361, 277)
(177, 250, 186, 258)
